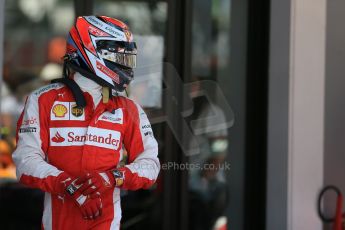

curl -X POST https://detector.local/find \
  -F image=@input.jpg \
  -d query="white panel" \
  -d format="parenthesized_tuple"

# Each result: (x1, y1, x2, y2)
(110, 188, 121, 230)
(288, 0, 326, 229)
(42, 193, 52, 230)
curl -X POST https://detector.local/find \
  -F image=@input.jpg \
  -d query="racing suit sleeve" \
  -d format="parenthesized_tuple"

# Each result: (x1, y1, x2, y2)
(12, 92, 67, 194)
(121, 103, 160, 190)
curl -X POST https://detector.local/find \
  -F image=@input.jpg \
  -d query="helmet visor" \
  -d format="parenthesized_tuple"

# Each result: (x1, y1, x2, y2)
(100, 52, 136, 68)
(97, 40, 137, 68)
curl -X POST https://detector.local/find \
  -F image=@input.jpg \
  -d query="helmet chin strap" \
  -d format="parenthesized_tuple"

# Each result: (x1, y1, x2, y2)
(102, 87, 110, 103)
(65, 61, 115, 89)
(66, 60, 118, 103)
(51, 77, 87, 108)
(52, 60, 116, 108)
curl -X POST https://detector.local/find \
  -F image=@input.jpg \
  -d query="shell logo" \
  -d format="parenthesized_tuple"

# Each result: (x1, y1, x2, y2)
(52, 104, 68, 117)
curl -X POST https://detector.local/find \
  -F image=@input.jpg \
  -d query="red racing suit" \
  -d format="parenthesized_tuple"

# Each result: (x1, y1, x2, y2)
(12, 76, 160, 230)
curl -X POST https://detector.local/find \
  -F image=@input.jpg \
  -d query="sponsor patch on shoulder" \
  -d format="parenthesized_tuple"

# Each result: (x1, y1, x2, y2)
(34, 83, 61, 96)
(99, 108, 123, 124)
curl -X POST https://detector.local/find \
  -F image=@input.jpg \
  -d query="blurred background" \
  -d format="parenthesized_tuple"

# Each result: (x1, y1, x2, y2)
(0, 0, 343, 230)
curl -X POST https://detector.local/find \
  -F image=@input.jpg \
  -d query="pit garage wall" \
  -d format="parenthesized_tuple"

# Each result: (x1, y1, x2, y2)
(0, 0, 4, 114)
(266, 0, 326, 229)
(324, 0, 345, 227)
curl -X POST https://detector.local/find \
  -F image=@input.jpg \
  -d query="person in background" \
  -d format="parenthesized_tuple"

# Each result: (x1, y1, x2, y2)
(0, 140, 16, 179)
(188, 78, 229, 230)
(12, 16, 160, 230)
(40, 37, 66, 84)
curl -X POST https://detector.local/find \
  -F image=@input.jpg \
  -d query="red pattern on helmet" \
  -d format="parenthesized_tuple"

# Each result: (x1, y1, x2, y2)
(100, 16, 128, 30)
(76, 18, 97, 56)
(69, 26, 94, 71)
(66, 44, 77, 54)
(88, 25, 110, 37)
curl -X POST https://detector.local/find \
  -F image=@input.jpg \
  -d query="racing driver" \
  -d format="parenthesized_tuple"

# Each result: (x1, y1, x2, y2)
(12, 16, 160, 230)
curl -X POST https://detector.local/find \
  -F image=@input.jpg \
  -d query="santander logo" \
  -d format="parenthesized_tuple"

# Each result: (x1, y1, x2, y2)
(68, 132, 120, 147)
(51, 132, 65, 143)
(49, 127, 121, 150)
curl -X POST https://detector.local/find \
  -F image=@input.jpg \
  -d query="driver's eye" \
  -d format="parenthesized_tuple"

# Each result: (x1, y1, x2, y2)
(108, 47, 116, 52)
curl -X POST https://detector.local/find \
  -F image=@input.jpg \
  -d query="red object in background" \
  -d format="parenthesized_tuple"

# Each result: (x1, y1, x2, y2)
(0, 140, 12, 167)
(334, 193, 343, 230)
(218, 224, 227, 230)
(318, 185, 345, 230)
(0, 139, 16, 179)
(48, 37, 66, 63)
